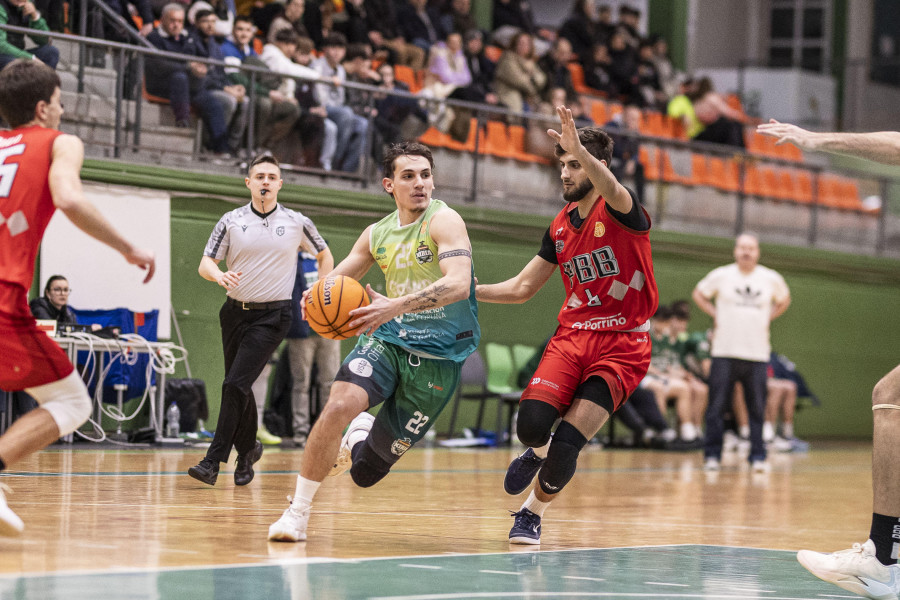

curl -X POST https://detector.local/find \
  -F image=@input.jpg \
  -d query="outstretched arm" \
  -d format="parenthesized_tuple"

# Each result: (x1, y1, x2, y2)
(49, 135, 155, 283)
(347, 209, 473, 335)
(757, 120, 900, 165)
(476, 255, 556, 304)
(548, 105, 634, 213)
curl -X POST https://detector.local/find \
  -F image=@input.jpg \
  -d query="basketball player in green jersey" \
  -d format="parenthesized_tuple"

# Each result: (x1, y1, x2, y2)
(268, 141, 480, 542)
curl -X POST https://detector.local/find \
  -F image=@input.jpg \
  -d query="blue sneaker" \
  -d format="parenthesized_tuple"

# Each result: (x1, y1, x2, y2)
(509, 508, 541, 545)
(503, 448, 545, 495)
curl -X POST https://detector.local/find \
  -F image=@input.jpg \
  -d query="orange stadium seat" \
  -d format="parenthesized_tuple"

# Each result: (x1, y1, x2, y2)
(761, 167, 781, 200)
(639, 146, 660, 181)
(793, 170, 814, 203)
(708, 156, 740, 192)
(484, 45, 503, 63)
(660, 150, 685, 184)
(567, 62, 605, 97)
(507, 125, 551, 164)
(589, 99, 608, 125)
(482, 121, 514, 158)
(445, 118, 479, 153)
(689, 153, 711, 187)
(668, 116, 686, 140)
(641, 111, 667, 138)
(418, 126, 452, 149)
(393, 65, 422, 93)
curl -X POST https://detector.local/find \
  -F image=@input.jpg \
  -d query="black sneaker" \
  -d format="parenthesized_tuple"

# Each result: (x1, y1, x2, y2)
(188, 457, 219, 486)
(234, 441, 264, 486)
(503, 448, 545, 495)
(508, 508, 541, 545)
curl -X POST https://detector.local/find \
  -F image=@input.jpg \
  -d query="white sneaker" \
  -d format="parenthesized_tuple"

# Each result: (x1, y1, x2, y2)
(723, 430, 740, 452)
(751, 460, 771, 473)
(0, 483, 24, 537)
(703, 457, 720, 471)
(768, 436, 794, 453)
(268, 500, 310, 542)
(797, 539, 900, 600)
(329, 412, 375, 477)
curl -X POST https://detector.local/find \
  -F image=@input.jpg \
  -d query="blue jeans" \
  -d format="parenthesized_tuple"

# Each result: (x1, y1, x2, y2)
(704, 357, 768, 462)
(0, 45, 59, 70)
(325, 104, 368, 173)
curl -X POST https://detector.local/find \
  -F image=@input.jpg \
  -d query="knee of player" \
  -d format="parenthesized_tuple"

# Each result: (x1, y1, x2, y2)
(349, 462, 389, 488)
(872, 371, 900, 409)
(537, 421, 588, 495)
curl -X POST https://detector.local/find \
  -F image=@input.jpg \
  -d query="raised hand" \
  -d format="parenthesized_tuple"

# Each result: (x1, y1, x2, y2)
(546, 105, 581, 155)
(756, 119, 816, 149)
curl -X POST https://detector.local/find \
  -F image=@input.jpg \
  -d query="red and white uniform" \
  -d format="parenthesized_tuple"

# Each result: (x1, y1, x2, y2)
(524, 196, 659, 411)
(0, 126, 74, 390)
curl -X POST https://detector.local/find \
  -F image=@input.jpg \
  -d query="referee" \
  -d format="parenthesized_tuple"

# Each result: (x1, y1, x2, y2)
(188, 155, 333, 486)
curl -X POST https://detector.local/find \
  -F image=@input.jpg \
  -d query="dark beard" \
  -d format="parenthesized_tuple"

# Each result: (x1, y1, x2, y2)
(562, 179, 594, 203)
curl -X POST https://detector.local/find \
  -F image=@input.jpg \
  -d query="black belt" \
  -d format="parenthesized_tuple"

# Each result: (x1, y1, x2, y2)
(226, 298, 292, 310)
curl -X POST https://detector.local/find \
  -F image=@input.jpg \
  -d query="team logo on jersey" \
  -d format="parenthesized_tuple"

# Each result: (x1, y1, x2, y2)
(531, 377, 541, 385)
(555, 226, 564, 236)
(391, 437, 412, 456)
(415, 241, 434, 263)
(594, 222, 605, 237)
(419, 221, 428, 235)
(241, 224, 248, 232)
(276, 226, 285, 236)
(555, 240, 565, 253)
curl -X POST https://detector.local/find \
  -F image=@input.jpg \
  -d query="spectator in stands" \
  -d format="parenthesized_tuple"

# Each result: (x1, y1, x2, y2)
(667, 76, 702, 139)
(636, 40, 665, 110)
(461, 29, 499, 105)
(187, 0, 235, 38)
(670, 299, 709, 443)
(493, 31, 546, 114)
(616, 386, 678, 448)
(398, 0, 446, 57)
(363, 0, 425, 70)
(267, 0, 308, 43)
(584, 42, 617, 97)
(312, 32, 368, 172)
(222, 15, 301, 154)
(32, 0, 61, 31)
(537, 37, 576, 101)
(558, 0, 596, 64)
(191, 9, 249, 155)
(342, 42, 380, 118)
(146, 4, 232, 154)
(335, 0, 370, 46)
(0, 0, 59, 70)
(440, 0, 477, 40)
(650, 34, 678, 100)
(595, 3, 615, 44)
(616, 4, 641, 51)
(690, 76, 748, 148)
(605, 103, 645, 203)
(371, 62, 428, 162)
(302, 0, 335, 48)
(292, 35, 337, 169)
(260, 29, 334, 168)
(492, 0, 552, 56)
(425, 30, 472, 99)
(607, 29, 639, 104)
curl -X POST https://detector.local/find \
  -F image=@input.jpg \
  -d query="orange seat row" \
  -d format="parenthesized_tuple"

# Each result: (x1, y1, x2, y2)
(418, 119, 551, 164)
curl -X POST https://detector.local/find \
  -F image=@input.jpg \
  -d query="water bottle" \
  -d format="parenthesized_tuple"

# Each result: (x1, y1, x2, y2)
(165, 402, 181, 438)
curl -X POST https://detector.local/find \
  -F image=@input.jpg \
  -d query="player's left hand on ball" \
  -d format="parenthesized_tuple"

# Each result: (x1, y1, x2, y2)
(347, 285, 393, 336)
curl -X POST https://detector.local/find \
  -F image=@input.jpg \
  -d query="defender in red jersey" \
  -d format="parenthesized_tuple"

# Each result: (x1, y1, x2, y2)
(0, 60, 155, 536)
(476, 106, 658, 544)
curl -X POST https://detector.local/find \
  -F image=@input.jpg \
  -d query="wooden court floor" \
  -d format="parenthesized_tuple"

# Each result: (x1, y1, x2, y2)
(0, 441, 877, 599)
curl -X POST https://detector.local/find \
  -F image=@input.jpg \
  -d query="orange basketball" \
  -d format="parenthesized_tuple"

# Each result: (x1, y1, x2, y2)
(304, 275, 371, 340)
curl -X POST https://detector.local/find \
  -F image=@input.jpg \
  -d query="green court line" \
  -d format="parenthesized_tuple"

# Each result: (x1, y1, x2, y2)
(0, 545, 844, 600)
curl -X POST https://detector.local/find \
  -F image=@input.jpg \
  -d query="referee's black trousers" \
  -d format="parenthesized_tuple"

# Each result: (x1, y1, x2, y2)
(206, 301, 292, 463)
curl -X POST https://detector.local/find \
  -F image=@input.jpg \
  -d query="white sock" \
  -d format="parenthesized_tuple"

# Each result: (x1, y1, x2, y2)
(292, 476, 320, 508)
(680, 422, 697, 441)
(532, 440, 551, 459)
(522, 490, 551, 517)
(762, 421, 775, 442)
(738, 425, 750, 439)
(782, 423, 794, 438)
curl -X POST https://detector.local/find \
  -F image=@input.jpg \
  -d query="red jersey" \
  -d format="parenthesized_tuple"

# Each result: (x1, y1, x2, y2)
(0, 126, 63, 292)
(550, 196, 658, 332)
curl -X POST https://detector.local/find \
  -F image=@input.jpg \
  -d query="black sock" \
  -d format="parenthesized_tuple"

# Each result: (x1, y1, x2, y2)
(869, 513, 900, 565)
(0, 457, 5, 472)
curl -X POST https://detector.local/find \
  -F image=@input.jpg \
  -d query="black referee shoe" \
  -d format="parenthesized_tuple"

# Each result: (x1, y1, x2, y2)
(188, 457, 219, 486)
(234, 441, 264, 486)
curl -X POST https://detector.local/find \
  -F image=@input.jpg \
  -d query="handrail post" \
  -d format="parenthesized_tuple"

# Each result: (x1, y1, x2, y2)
(113, 46, 125, 158)
(467, 111, 482, 203)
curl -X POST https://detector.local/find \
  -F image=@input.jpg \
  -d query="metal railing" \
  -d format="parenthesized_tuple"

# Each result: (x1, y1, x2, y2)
(1, 23, 896, 255)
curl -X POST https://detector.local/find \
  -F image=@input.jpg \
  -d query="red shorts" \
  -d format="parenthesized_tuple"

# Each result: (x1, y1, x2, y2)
(0, 284, 73, 391)
(523, 326, 651, 413)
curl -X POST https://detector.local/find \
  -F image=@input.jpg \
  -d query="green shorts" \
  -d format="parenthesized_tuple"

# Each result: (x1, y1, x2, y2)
(335, 335, 461, 460)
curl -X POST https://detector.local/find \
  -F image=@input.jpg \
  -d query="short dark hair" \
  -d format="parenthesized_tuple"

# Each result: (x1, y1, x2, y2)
(0, 60, 61, 128)
(234, 14, 253, 26)
(321, 32, 347, 48)
(274, 27, 300, 45)
(296, 36, 315, 54)
(653, 304, 673, 320)
(554, 127, 614, 165)
(382, 141, 434, 180)
(194, 8, 215, 21)
(344, 43, 371, 62)
(248, 153, 280, 175)
(671, 299, 691, 321)
(44, 275, 68, 295)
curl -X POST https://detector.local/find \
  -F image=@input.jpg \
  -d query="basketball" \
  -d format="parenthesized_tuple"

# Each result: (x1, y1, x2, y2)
(304, 275, 371, 340)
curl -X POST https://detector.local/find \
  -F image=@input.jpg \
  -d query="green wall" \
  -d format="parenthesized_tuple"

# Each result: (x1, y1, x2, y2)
(83, 161, 900, 440)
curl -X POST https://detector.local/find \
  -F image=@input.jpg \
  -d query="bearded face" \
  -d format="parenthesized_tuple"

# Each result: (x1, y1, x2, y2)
(562, 178, 594, 203)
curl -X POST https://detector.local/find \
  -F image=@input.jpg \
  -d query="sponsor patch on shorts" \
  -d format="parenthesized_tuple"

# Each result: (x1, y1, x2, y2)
(348, 358, 373, 377)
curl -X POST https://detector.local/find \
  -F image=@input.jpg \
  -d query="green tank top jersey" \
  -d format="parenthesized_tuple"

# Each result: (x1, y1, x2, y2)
(369, 199, 480, 363)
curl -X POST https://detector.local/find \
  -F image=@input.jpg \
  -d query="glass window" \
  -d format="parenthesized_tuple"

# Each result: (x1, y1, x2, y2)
(771, 8, 795, 39)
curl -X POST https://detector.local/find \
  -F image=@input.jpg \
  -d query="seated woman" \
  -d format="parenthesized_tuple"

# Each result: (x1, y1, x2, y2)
(29, 275, 77, 325)
(690, 77, 749, 148)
